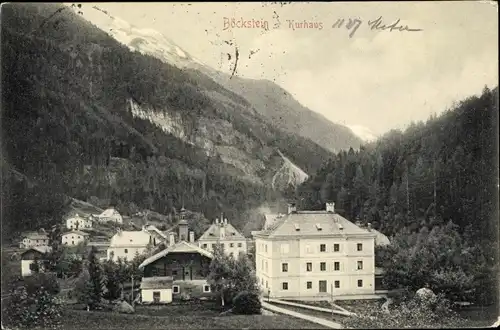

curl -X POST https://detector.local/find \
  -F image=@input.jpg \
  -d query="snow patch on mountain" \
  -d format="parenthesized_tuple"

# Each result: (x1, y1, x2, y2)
(79, 6, 208, 70)
(346, 125, 378, 142)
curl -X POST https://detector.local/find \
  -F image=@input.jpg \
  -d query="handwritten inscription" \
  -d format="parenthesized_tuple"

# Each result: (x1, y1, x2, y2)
(222, 16, 422, 38)
(332, 18, 362, 38)
(368, 16, 423, 32)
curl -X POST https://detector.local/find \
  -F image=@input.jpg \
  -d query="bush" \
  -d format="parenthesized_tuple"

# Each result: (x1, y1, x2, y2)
(342, 294, 466, 329)
(23, 272, 60, 295)
(232, 291, 261, 315)
(4, 283, 63, 329)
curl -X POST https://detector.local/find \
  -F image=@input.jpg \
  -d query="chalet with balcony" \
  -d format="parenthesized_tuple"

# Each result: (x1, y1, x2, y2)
(138, 214, 215, 304)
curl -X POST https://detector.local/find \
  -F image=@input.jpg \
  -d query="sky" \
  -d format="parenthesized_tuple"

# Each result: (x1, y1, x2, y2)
(78, 1, 498, 136)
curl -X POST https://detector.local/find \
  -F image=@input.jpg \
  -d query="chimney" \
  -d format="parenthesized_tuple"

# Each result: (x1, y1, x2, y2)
(169, 232, 175, 246)
(215, 218, 219, 224)
(367, 223, 372, 231)
(287, 203, 297, 214)
(224, 218, 228, 225)
(189, 231, 195, 243)
(326, 202, 335, 213)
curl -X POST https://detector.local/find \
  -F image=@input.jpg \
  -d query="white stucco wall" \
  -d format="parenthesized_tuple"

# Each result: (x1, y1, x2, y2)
(107, 247, 147, 262)
(255, 236, 376, 299)
(141, 288, 172, 303)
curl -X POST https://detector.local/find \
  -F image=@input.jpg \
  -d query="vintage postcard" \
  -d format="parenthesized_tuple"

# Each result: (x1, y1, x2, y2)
(1, 1, 498, 329)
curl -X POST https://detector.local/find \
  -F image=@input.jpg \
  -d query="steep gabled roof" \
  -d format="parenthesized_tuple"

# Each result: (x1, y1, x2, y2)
(138, 240, 213, 269)
(95, 208, 121, 218)
(253, 211, 375, 238)
(198, 222, 245, 241)
(21, 246, 52, 255)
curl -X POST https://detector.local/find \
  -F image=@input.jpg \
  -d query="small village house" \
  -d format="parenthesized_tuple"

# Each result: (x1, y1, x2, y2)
(92, 207, 123, 224)
(19, 230, 49, 248)
(20, 246, 52, 277)
(140, 276, 174, 304)
(252, 202, 377, 300)
(66, 214, 92, 230)
(138, 214, 215, 304)
(62, 230, 90, 246)
(198, 215, 247, 258)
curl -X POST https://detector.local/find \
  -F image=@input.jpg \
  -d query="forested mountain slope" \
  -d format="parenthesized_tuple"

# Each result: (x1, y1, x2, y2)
(297, 86, 497, 240)
(1, 3, 334, 238)
(296, 87, 498, 305)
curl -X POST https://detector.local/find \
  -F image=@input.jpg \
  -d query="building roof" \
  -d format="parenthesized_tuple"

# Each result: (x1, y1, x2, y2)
(95, 208, 121, 218)
(139, 240, 213, 269)
(23, 232, 49, 240)
(263, 214, 284, 230)
(371, 228, 391, 246)
(63, 230, 90, 237)
(198, 222, 245, 241)
(143, 225, 168, 240)
(109, 230, 152, 247)
(140, 276, 173, 289)
(21, 246, 52, 255)
(253, 211, 376, 238)
(67, 214, 89, 221)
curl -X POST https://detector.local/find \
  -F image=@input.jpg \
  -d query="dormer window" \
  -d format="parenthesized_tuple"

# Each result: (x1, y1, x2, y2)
(294, 224, 300, 231)
(316, 223, 322, 231)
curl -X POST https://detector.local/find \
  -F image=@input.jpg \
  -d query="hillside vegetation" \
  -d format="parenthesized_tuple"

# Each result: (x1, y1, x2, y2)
(296, 86, 498, 305)
(1, 3, 336, 239)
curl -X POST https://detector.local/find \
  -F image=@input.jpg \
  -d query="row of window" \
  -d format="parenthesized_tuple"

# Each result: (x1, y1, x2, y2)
(281, 279, 364, 291)
(264, 243, 364, 254)
(201, 242, 243, 249)
(282, 261, 364, 272)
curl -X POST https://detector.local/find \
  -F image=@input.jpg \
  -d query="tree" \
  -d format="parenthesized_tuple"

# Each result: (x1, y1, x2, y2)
(75, 247, 108, 309)
(381, 223, 475, 302)
(4, 274, 63, 329)
(208, 246, 259, 309)
(207, 244, 232, 307)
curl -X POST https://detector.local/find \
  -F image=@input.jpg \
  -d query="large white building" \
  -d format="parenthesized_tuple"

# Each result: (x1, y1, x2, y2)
(198, 216, 247, 258)
(107, 226, 166, 262)
(252, 202, 377, 300)
(66, 214, 92, 230)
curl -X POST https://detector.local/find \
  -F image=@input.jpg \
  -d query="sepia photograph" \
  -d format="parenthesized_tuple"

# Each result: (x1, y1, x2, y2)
(1, 1, 498, 329)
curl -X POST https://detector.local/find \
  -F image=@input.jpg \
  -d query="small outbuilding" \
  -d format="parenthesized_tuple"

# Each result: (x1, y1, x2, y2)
(140, 276, 173, 304)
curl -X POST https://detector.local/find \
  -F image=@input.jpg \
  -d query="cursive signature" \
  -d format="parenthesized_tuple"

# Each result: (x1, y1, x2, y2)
(368, 16, 422, 32)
